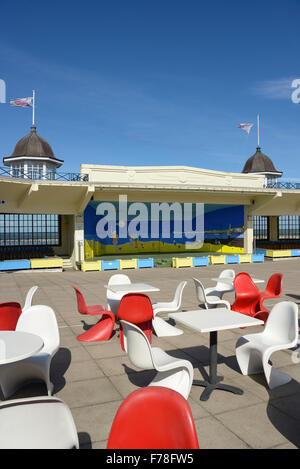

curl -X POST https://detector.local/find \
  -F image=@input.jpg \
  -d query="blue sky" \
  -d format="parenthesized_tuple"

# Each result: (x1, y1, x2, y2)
(0, 0, 300, 177)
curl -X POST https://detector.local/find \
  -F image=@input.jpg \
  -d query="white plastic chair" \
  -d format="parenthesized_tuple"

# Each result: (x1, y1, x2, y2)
(0, 305, 60, 399)
(23, 286, 38, 311)
(120, 319, 194, 400)
(205, 269, 235, 299)
(152, 281, 186, 337)
(107, 274, 131, 317)
(193, 278, 231, 309)
(0, 396, 79, 449)
(235, 301, 299, 389)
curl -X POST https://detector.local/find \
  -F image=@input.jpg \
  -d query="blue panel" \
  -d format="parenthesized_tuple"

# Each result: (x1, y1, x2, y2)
(101, 259, 120, 271)
(291, 249, 300, 257)
(0, 260, 31, 271)
(137, 258, 154, 268)
(193, 256, 209, 267)
(226, 255, 239, 264)
(252, 254, 264, 263)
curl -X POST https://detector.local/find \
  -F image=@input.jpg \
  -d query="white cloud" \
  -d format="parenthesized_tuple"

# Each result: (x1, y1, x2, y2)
(252, 78, 295, 100)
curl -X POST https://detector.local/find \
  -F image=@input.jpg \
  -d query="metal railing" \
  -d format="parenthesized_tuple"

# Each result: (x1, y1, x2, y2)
(0, 166, 89, 182)
(267, 181, 300, 190)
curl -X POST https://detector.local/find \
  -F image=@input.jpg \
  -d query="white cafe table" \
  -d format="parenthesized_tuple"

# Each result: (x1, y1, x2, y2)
(0, 331, 44, 365)
(104, 283, 160, 294)
(169, 308, 263, 401)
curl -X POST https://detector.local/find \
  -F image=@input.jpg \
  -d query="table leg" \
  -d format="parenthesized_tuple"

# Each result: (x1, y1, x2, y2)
(193, 331, 244, 401)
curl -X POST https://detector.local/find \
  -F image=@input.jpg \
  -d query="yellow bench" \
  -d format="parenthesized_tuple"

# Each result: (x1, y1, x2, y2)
(266, 249, 292, 258)
(239, 254, 252, 263)
(209, 255, 226, 265)
(119, 259, 138, 270)
(172, 257, 193, 268)
(81, 261, 101, 272)
(30, 258, 63, 269)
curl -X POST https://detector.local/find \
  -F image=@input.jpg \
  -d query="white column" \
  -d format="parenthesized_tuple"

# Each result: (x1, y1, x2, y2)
(244, 206, 254, 254)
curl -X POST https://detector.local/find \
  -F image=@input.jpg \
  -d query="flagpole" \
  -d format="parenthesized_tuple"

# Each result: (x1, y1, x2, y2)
(257, 113, 260, 147)
(32, 89, 35, 127)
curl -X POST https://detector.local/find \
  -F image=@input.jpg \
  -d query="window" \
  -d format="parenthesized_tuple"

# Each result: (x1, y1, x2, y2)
(0, 214, 61, 246)
(27, 164, 43, 180)
(253, 216, 269, 240)
(11, 164, 24, 178)
(278, 216, 300, 240)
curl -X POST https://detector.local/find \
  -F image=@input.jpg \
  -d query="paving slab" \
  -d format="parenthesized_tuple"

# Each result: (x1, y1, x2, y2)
(0, 259, 299, 449)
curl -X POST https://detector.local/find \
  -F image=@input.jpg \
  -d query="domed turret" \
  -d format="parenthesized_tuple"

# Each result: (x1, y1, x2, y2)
(242, 146, 282, 187)
(3, 126, 63, 179)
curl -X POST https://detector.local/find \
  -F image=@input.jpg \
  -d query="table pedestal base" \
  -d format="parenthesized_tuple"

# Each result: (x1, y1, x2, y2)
(193, 377, 244, 401)
(194, 331, 244, 401)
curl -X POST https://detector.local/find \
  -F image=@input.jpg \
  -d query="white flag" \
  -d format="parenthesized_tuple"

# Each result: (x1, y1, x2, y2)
(238, 123, 254, 135)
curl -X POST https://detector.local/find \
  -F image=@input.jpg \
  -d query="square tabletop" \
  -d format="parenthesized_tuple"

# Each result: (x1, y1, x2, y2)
(104, 283, 160, 294)
(169, 308, 264, 333)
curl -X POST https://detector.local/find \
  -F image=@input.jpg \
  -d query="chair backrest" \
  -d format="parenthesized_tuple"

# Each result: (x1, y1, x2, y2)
(106, 275, 132, 314)
(174, 281, 187, 308)
(16, 305, 60, 355)
(107, 386, 200, 449)
(263, 301, 298, 345)
(107, 274, 131, 287)
(0, 302, 22, 330)
(216, 269, 235, 289)
(233, 272, 260, 297)
(23, 286, 38, 311)
(265, 273, 283, 297)
(193, 278, 207, 306)
(117, 293, 154, 323)
(119, 320, 154, 368)
(72, 287, 87, 314)
(118, 294, 154, 350)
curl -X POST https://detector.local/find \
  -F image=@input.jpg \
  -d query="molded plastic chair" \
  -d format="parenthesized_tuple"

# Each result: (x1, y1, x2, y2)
(106, 274, 131, 317)
(231, 272, 261, 317)
(23, 286, 38, 312)
(0, 302, 22, 330)
(205, 269, 235, 299)
(152, 281, 186, 337)
(0, 396, 79, 449)
(117, 293, 154, 351)
(235, 301, 298, 389)
(120, 320, 193, 400)
(73, 286, 105, 315)
(0, 305, 60, 399)
(256, 273, 283, 313)
(76, 309, 115, 342)
(193, 278, 230, 310)
(107, 387, 199, 449)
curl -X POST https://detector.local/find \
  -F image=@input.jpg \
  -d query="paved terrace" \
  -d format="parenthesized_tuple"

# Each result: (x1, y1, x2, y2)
(1, 259, 300, 449)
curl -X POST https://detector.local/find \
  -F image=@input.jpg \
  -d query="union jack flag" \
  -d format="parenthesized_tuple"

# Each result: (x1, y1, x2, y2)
(10, 97, 33, 107)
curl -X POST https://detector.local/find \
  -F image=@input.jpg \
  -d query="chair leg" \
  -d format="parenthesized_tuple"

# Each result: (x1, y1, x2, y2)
(235, 338, 264, 376)
(77, 312, 115, 342)
(262, 351, 292, 389)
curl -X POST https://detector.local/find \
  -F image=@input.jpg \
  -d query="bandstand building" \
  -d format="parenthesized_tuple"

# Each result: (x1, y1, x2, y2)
(1, 126, 300, 272)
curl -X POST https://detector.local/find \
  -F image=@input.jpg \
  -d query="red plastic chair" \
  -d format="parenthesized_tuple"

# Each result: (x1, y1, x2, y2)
(256, 273, 283, 314)
(76, 310, 115, 342)
(0, 302, 22, 330)
(231, 272, 261, 318)
(72, 287, 105, 315)
(117, 293, 154, 352)
(106, 387, 200, 449)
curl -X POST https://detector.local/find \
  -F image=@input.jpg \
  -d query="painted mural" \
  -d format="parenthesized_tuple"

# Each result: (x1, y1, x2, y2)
(84, 201, 245, 259)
